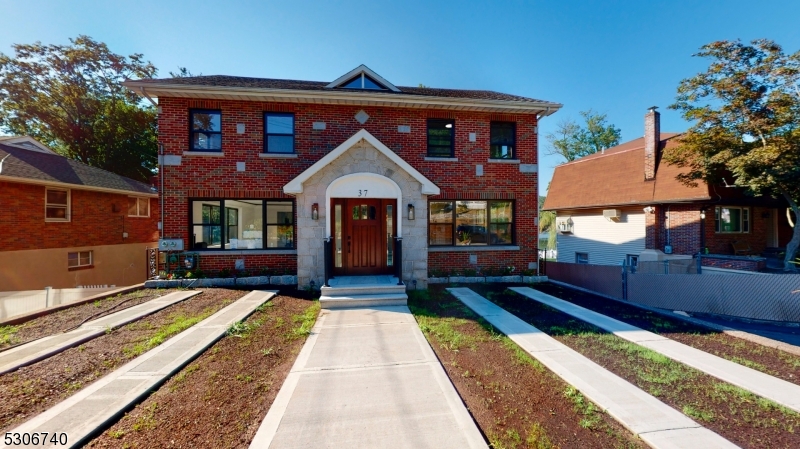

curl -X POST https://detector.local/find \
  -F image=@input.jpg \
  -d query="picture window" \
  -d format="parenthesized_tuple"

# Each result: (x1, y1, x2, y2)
(189, 199, 294, 250)
(428, 200, 514, 246)
(715, 206, 749, 233)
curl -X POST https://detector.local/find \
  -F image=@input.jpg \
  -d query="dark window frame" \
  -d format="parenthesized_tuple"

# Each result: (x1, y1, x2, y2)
(189, 109, 222, 152)
(188, 198, 295, 251)
(490, 121, 516, 159)
(264, 112, 296, 154)
(427, 199, 515, 247)
(427, 119, 455, 157)
(576, 252, 589, 264)
(714, 206, 750, 234)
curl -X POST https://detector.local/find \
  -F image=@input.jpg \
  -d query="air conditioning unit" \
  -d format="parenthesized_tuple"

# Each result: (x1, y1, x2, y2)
(603, 209, 622, 222)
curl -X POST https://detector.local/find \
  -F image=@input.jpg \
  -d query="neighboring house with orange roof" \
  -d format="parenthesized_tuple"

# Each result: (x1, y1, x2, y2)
(0, 137, 159, 290)
(543, 108, 793, 271)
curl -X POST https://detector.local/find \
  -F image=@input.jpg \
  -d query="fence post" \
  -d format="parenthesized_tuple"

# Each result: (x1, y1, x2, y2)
(664, 260, 669, 274)
(621, 261, 628, 301)
(45, 286, 52, 308)
(696, 253, 702, 274)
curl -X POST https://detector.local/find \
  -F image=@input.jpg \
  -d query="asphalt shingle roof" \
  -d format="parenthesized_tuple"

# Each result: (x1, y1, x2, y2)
(0, 143, 154, 195)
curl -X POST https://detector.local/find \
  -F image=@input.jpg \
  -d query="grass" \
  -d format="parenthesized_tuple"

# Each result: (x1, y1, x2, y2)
(563, 386, 602, 430)
(286, 303, 320, 341)
(132, 402, 159, 432)
(123, 308, 216, 358)
(0, 324, 20, 346)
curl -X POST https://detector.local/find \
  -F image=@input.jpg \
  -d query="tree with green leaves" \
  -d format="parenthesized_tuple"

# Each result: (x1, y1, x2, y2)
(667, 39, 800, 271)
(0, 36, 158, 181)
(545, 109, 622, 162)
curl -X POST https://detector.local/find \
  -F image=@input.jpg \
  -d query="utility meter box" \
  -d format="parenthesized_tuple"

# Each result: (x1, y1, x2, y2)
(159, 238, 184, 251)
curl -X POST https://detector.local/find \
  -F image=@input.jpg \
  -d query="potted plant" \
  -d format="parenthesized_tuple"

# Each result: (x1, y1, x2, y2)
(457, 230, 472, 246)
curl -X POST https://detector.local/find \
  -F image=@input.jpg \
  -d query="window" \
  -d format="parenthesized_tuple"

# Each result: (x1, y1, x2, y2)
(190, 110, 221, 151)
(189, 199, 294, 250)
(428, 200, 514, 246)
(45, 188, 70, 222)
(427, 119, 454, 157)
(128, 197, 150, 217)
(68, 251, 92, 268)
(576, 252, 589, 264)
(264, 113, 295, 153)
(340, 73, 386, 90)
(490, 122, 516, 159)
(715, 206, 750, 233)
(626, 254, 639, 268)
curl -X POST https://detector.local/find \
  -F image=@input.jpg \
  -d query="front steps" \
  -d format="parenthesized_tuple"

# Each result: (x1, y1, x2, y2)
(320, 276, 408, 309)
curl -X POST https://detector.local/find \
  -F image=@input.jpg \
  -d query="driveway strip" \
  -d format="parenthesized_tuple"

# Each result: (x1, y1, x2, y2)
(249, 305, 488, 449)
(448, 288, 737, 449)
(0, 290, 202, 375)
(1, 290, 276, 449)
(510, 286, 800, 414)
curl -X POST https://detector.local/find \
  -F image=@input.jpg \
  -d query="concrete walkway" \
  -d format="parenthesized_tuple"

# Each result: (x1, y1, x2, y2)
(449, 288, 737, 449)
(510, 287, 800, 414)
(249, 305, 488, 449)
(1, 290, 275, 449)
(0, 290, 201, 375)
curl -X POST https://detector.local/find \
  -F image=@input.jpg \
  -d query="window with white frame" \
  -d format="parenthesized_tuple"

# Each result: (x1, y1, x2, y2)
(576, 252, 589, 264)
(68, 251, 92, 268)
(715, 206, 749, 233)
(45, 188, 70, 221)
(128, 197, 150, 217)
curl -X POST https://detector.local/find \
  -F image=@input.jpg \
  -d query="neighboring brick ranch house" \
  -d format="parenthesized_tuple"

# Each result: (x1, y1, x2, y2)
(0, 137, 159, 290)
(543, 108, 793, 272)
(123, 65, 561, 287)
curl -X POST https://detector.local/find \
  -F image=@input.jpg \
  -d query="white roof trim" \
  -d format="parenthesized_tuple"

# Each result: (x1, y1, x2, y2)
(0, 136, 56, 154)
(0, 174, 158, 197)
(325, 64, 401, 92)
(283, 129, 440, 195)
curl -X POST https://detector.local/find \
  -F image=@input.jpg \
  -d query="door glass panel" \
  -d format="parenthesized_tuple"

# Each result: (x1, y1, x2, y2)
(352, 206, 359, 220)
(335, 205, 342, 268)
(369, 206, 376, 220)
(386, 204, 393, 266)
(361, 205, 368, 220)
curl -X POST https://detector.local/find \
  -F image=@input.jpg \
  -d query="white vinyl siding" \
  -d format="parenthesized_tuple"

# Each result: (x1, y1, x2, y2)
(556, 208, 646, 266)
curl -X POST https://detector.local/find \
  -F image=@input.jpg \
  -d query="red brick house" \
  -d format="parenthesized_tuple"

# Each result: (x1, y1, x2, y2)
(123, 65, 561, 287)
(543, 108, 793, 271)
(0, 137, 159, 290)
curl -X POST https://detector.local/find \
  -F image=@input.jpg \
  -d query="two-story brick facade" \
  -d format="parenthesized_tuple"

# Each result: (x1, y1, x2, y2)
(125, 66, 561, 287)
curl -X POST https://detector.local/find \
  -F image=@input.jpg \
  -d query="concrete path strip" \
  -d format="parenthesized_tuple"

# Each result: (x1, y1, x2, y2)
(1, 290, 276, 449)
(0, 290, 202, 375)
(249, 305, 488, 449)
(510, 286, 800, 414)
(448, 288, 737, 449)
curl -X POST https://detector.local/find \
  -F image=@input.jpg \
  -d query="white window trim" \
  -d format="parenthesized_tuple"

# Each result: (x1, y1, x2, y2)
(45, 187, 71, 222)
(715, 206, 750, 234)
(68, 250, 93, 268)
(128, 196, 151, 217)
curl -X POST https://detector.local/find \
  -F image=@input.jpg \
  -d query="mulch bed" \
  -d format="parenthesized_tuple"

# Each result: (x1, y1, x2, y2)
(472, 284, 800, 449)
(410, 286, 646, 449)
(0, 288, 245, 433)
(533, 282, 800, 385)
(0, 288, 179, 350)
(85, 290, 319, 449)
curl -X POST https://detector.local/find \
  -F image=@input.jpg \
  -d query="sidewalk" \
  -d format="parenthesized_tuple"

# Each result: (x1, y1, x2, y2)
(249, 305, 487, 449)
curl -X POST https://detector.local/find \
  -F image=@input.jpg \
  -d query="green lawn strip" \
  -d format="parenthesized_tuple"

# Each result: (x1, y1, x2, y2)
(123, 307, 217, 358)
(409, 289, 638, 449)
(484, 286, 800, 441)
(0, 324, 20, 346)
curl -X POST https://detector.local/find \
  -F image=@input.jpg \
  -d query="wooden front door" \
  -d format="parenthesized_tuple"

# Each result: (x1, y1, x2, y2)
(332, 198, 396, 276)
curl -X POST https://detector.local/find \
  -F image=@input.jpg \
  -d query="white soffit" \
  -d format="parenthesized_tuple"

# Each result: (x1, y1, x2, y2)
(325, 64, 401, 92)
(283, 129, 440, 196)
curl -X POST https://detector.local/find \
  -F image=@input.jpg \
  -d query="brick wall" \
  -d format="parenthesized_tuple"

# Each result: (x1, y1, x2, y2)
(158, 98, 539, 275)
(0, 181, 159, 251)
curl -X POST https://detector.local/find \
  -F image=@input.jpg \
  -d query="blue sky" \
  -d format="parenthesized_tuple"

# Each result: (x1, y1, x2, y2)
(2, 0, 799, 195)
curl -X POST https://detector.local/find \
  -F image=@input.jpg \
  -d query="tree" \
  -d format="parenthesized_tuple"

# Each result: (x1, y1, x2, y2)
(169, 67, 201, 78)
(667, 39, 800, 270)
(545, 109, 621, 162)
(0, 36, 158, 181)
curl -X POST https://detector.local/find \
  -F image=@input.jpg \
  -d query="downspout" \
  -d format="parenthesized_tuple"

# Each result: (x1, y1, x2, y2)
(159, 144, 164, 239)
(665, 205, 672, 253)
(0, 153, 10, 174)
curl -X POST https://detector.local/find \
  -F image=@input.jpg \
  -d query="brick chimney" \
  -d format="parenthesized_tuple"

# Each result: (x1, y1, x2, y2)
(644, 106, 660, 181)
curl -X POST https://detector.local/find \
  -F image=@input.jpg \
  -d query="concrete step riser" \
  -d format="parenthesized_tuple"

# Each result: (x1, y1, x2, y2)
(321, 286, 407, 296)
(321, 298, 408, 309)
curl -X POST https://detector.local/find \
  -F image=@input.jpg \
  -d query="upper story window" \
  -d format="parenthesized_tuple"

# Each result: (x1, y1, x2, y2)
(715, 206, 750, 233)
(341, 73, 386, 90)
(265, 113, 295, 154)
(427, 119, 454, 157)
(128, 197, 150, 217)
(45, 187, 70, 222)
(490, 122, 516, 159)
(190, 110, 221, 151)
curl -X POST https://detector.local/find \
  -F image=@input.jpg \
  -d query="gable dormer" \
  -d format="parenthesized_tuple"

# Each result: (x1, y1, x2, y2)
(325, 64, 400, 92)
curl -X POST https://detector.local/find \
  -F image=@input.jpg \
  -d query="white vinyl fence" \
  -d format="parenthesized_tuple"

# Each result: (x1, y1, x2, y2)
(0, 286, 116, 321)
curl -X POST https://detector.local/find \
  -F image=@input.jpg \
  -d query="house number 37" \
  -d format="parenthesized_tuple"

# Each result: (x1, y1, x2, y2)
(358, 189, 368, 197)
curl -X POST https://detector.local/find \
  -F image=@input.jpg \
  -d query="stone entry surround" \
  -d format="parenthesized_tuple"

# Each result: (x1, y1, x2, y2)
(289, 133, 434, 288)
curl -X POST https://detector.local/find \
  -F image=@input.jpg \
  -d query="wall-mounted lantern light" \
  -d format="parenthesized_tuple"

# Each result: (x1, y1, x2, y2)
(408, 204, 415, 220)
(312, 203, 319, 221)
(700, 208, 706, 220)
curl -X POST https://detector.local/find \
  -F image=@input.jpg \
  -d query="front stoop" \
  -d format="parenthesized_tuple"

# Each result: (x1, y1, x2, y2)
(320, 277, 407, 309)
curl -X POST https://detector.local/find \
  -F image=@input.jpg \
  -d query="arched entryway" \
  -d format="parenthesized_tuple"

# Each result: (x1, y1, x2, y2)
(326, 173, 401, 276)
